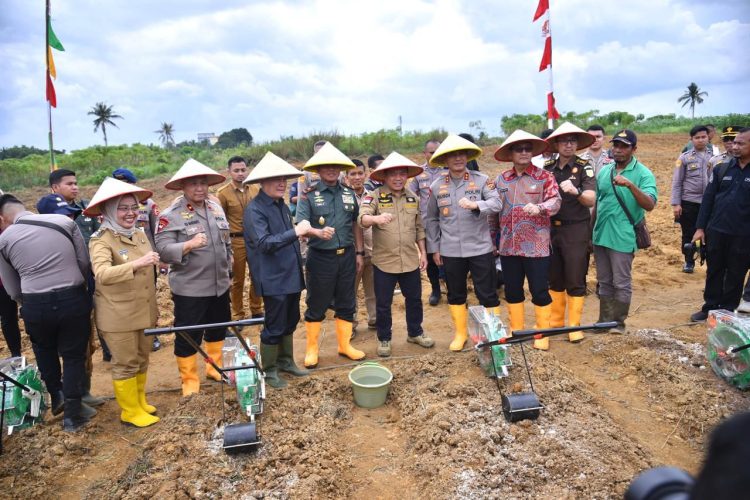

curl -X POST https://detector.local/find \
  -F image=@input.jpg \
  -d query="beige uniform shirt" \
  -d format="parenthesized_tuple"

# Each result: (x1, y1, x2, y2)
(154, 197, 232, 297)
(89, 227, 157, 332)
(216, 181, 259, 235)
(358, 186, 425, 274)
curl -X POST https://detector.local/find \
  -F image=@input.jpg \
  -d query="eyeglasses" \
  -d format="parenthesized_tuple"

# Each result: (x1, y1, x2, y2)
(117, 205, 140, 213)
(557, 138, 578, 144)
(512, 145, 534, 153)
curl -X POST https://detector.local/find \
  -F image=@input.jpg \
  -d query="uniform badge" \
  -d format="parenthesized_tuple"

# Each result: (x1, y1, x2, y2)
(585, 167, 594, 178)
(315, 191, 320, 196)
(118, 249, 129, 260)
(319, 216, 325, 225)
(152, 204, 160, 216)
(363, 195, 373, 205)
(186, 204, 194, 212)
(157, 217, 170, 233)
(442, 207, 450, 216)
(486, 180, 496, 189)
(572, 167, 578, 174)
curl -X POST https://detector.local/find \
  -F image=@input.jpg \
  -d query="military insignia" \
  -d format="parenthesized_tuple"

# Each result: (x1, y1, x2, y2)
(463, 172, 470, 181)
(342, 194, 355, 204)
(319, 216, 325, 225)
(442, 207, 450, 216)
(186, 204, 194, 212)
(118, 249, 129, 260)
(157, 217, 170, 232)
(572, 167, 578, 174)
(674, 159, 682, 167)
(152, 204, 160, 216)
(180, 211, 193, 220)
(486, 180, 496, 189)
(362, 195, 373, 205)
(315, 191, 320, 196)
(585, 166, 594, 178)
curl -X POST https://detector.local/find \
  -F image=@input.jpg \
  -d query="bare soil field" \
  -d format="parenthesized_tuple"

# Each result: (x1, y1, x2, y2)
(1, 133, 748, 499)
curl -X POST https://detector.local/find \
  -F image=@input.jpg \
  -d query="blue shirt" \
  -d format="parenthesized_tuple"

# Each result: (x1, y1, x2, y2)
(244, 190, 305, 296)
(696, 157, 750, 236)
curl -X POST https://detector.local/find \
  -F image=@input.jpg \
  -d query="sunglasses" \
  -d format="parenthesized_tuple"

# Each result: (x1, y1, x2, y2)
(511, 145, 534, 153)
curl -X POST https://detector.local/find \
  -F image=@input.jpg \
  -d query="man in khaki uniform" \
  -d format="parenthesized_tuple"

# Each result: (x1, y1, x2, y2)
(154, 159, 232, 396)
(216, 156, 263, 320)
(360, 152, 434, 357)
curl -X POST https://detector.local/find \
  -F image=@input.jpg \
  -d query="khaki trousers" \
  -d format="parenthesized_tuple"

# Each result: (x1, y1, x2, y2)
(100, 329, 151, 380)
(85, 310, 97, 377)
(231, 237, 263, 319)
(354, 256, 376, 324)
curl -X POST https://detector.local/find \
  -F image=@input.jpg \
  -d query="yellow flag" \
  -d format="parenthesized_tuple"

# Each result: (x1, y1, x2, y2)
(48, 46, 56, 79)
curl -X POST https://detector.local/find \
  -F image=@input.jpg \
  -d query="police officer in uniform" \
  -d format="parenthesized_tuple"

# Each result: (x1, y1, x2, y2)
(296, 143, 365, 367)
(154, 159, 232, 395)
(359, 152, 434, 357)
(216, 156, 264, 322)
(543, 123, 597, 343)
(708, 126, 741, 169)
(424, 134, 503, 351)
(409, 139, 448, 306)
(0, 194, 92, 431)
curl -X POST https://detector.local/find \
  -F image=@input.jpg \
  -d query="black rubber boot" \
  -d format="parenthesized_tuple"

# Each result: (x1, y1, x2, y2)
(277, 335, 309, 377)
(593, 296, 616, 333)
(81, 375, 105, 407)
(610, 300, 631, 334)
(51, 389, 65, 416)
(260, 342, 288, 389)
(63, 398, 91, 432)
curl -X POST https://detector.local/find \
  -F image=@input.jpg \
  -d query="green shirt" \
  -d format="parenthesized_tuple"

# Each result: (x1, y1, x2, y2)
(593, 157, 657, 253)
(296, 180, 358, 250)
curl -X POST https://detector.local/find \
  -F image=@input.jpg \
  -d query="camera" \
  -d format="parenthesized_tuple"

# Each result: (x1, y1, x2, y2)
(683, 242, 706, 266)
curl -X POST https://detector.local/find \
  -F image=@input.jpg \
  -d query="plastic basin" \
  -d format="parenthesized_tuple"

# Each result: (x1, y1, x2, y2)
(348, 362, 393, 408)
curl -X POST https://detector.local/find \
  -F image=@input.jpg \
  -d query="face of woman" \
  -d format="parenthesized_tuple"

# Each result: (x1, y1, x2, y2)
(115, 195, 139, 229)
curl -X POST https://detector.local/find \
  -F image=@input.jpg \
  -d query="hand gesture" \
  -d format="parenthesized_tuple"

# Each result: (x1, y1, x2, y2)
(319, 226, 335, 240)
(188, 232, 208, 251)
(377, 213, 394, 227)
(522, 203, 541, 216)
(132, 251, 160, 270)
(295, 219, 312, 237)
(559, 179, 578, 195)
(613, 175, 632, 188)
(458, 197, 478, 210)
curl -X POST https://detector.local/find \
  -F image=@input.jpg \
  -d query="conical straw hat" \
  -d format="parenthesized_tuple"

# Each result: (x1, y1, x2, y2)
(545, 121, 595, 150)
(84, 177, 153, 216)
(494, 130, 550, 162)
(303, 142, 356, 172)
(164, 158, 226, 190)
(369, 152, 424, 183)
(244, 152, 302, 184)
(429, 133, 482, 166)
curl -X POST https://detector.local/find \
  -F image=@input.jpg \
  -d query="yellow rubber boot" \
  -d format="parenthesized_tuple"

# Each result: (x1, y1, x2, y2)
(204, 340, 224, 381)
(505, 302, 525, 335)
(567, 295, 585, 343)
(533, 304, 552, 351)
(304, 321, 321, 368)
(335, 319, 365, 360)
(176, 354, 200, 396)
(549, 290, 567, 328)
(135, 372, 157, 414)
(448, 304, 468, 351)
(113, 377, 160, 427)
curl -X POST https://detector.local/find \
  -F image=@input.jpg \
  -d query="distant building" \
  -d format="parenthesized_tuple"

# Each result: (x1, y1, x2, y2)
(197, 133, 219, 146)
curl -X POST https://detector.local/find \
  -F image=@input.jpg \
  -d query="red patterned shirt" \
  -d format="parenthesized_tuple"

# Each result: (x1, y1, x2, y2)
(490, 165, 561, 257)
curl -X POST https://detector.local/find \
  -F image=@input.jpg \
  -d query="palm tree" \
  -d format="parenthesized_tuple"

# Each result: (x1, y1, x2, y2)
(88, 102, 123, 147)
(677, 83, 708, 119)
(155, 122, 175, 148)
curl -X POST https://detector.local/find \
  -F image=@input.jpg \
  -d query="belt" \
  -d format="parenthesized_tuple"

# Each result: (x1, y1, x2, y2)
(22, 284, 87, 303)
(551, 218, 589, 227)
(230, 232, 243, 238)
(311, 246, 352, 255)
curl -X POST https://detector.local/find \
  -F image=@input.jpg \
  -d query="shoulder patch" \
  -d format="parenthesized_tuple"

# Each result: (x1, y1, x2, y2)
(362, 195, 374, 205)
(485, 179, 496, 189)
(544, 158, 557, 168)
(575, 157, 589, 166)
(151, 202, 160, 216)
(157, 217, 170, 233)
(675, 158, 683, 167)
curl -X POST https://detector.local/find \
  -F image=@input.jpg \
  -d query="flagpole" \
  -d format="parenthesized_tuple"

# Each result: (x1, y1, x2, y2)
(545, 7, 554, 129)
(46, 0, 56, 172)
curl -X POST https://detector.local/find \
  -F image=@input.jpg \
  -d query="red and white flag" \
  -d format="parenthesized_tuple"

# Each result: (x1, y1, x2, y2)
(533, 0, 559, 121)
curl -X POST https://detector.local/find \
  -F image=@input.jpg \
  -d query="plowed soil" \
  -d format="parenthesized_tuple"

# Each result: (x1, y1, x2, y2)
(1, 133, 748, 499)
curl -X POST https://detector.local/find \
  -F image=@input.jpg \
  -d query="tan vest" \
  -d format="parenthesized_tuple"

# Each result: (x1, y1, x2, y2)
(89, 227, 158, 332)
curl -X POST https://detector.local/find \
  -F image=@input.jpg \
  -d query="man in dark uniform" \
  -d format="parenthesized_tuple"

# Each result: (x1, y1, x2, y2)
(691, 128, 750, 321)
(0, 194, 92, 431)
(543, 123, 597, 343)
(296, 143, 365, 367)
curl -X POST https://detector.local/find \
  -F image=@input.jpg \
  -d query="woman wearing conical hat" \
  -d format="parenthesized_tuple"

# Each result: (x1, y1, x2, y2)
(491, 130, 561, 350)
(243, 152, 311, 389)
(154, 159, 232, 396)
(85, 177, 160, 427)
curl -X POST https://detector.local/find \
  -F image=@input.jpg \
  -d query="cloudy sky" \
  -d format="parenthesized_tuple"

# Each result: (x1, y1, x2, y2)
(1, 0, 748, 151)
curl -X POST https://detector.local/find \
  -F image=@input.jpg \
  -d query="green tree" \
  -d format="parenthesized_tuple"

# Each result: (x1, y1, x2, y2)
(155, 122, 175, 148)
(87, 102, 123, 147)
(677, 83, 708, 119)
(216, 128, 253, 148)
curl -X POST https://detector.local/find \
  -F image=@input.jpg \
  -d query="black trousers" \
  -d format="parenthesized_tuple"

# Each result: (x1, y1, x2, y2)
(679, 200, 701, 264)
(260, 293, 301, 345)
(172, 291, 230, 357)
(304, 247, 356, 322)
(0, 284, 21, 357)
(20, 285, 91, 398)
(549, 222, 590, 297)
(373, 266, 423, 340)
(702, 230, 750, 313)
(442, 252, 500, 307)
(426, 254, 441, 294)
(501, 255, 552, 306)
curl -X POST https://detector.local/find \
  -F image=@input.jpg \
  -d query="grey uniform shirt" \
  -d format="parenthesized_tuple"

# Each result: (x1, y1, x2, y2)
(0, 212, 90, 300)
(154, 197, 231, 297)
(408, 164, 448, 219)
(670, 148, 713, 205)
(424, 170, 503, 258)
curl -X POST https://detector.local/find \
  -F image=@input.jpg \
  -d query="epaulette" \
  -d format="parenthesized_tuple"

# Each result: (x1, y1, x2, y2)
(90, 228, 104, 239)
(304, 181, 320, 193)
(544, 158, 557, 168)
(215, 183, 232, 194)
(574, 156, 590, 167)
